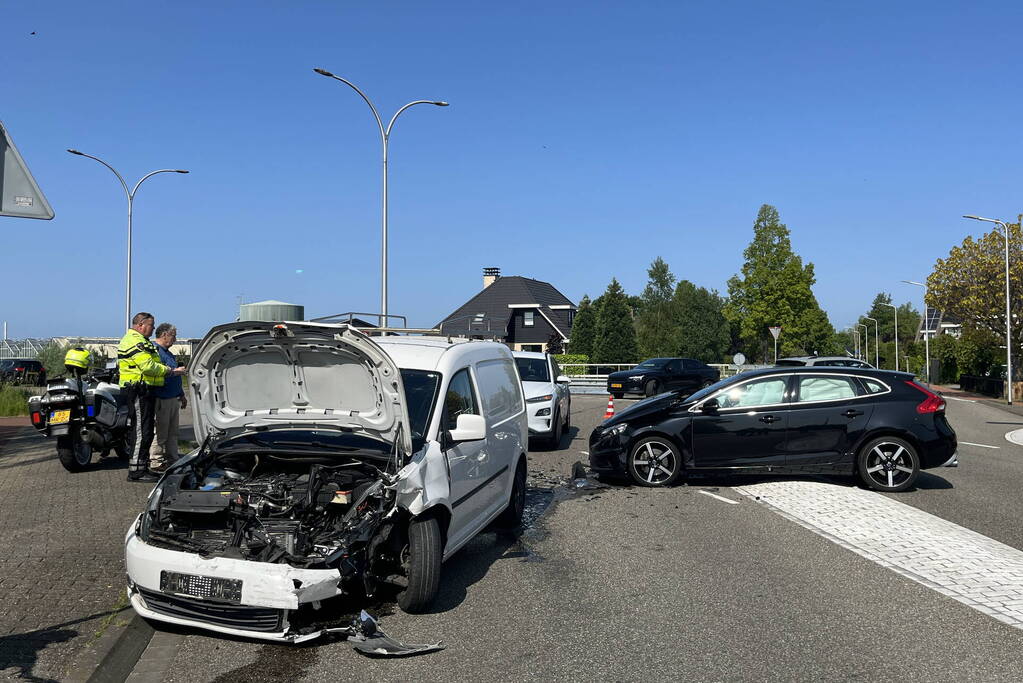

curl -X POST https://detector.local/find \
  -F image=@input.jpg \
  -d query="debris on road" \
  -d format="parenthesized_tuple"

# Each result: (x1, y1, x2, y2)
(326, 610, 445, 657)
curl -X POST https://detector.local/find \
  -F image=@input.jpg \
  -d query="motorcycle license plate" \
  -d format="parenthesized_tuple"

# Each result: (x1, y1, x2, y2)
(160, 571, 242, 603)
(50, 410, 71, 424)
(610, 383, 622, 389)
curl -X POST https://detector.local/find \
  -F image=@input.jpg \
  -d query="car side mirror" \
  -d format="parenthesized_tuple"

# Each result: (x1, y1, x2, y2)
(700, 398, 719, 412)
(446, 413, 486, 445)
(556, 374, 571, 384)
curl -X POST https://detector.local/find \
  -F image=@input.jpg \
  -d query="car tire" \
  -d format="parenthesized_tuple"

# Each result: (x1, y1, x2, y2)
(495, 457, 527, 529)
(547, 410, 563, 449)
(57, 435, 92, 472)
(627, 436, 682, 487)
(644, 380, 660, 397)
(396, 516, 442, 614)
(611, 392, 624, 400)
(857, 436, 920, 492)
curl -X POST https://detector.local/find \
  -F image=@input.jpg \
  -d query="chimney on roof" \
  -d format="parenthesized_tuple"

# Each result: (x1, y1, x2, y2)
(483, 267, 501, 289)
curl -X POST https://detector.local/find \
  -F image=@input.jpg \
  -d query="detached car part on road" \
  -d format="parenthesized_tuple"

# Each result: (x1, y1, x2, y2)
(126, 322, 528, 642)
(590, 367, 957, 491)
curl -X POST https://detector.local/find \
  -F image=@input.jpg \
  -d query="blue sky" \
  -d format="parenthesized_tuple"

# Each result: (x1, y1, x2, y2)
(3, 1, 1022, 339)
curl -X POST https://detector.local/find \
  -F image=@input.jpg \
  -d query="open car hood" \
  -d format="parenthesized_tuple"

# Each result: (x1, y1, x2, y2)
(189, 322, 412, 454)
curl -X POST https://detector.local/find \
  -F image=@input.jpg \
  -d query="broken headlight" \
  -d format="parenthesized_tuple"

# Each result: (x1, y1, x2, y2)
(602, 423, 628, 437)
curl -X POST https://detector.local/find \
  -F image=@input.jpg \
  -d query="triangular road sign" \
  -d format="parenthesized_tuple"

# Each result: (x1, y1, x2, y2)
(0, 120, 54, 219)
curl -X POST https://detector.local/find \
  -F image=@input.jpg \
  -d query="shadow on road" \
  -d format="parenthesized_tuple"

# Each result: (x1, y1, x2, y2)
(0, 608, 127, 683)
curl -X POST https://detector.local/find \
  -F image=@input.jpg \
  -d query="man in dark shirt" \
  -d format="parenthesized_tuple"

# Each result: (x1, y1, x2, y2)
(151, 323, 187, 471)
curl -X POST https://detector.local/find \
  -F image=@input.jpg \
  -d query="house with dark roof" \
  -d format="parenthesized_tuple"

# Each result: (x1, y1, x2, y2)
(436, 268, 576, 352)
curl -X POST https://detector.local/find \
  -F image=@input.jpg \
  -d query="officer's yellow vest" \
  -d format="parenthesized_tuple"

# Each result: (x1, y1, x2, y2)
(117, 329, 168, 387)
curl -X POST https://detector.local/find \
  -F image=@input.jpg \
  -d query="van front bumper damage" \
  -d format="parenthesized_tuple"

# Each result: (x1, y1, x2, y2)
(126, 519, 343, 643)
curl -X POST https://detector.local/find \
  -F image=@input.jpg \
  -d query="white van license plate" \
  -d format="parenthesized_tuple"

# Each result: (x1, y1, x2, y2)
(160, 570, 242, 602)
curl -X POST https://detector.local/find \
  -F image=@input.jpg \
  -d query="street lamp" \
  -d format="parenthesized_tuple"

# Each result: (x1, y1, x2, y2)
(313, 68, 448, 325)
(902, 280, 931, 383)
(852, 328, 860, 359)
(882, 302, 899, 371)
(964, 214, 1013, 405)
(859, 323, 869, 364)
(865, 316, 879, 368)
(67, 150, 188, 331)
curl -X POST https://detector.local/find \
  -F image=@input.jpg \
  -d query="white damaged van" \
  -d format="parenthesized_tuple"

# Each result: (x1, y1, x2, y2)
(125, 322, 527, 642)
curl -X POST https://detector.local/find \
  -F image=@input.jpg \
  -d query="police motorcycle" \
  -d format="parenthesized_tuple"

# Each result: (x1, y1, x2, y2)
(27, 348, 131, 472)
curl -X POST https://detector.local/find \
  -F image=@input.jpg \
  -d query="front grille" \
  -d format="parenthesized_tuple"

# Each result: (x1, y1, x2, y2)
(138, 587, 285, 633)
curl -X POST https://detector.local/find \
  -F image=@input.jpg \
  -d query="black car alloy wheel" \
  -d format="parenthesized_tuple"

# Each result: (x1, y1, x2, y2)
(857, 437, 920, 492)
(628, 436, 682, 487)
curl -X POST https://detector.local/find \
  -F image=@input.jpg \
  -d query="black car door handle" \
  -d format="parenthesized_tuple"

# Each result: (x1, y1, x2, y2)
(759, 415, 779, 423)
(843, 409, 864, 418)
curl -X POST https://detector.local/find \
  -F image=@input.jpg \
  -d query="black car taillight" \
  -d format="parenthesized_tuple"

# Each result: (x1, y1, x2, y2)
(30, 411, 42, 425)
(906, 381, 945, 414)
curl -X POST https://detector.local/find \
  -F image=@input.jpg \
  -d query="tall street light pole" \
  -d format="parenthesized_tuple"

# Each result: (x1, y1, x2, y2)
(67, 150, 188, 331)
(882, 302, 899, 371)
(313, 69, 448, 325)
(902, 280, 931, 383)
(964, 214, 1013, 404)
(859, 323, 869, 364)
(865, 316, 879, 368)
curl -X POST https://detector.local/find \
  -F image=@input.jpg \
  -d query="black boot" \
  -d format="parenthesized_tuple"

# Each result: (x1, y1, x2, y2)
(127, 471, 160, 483)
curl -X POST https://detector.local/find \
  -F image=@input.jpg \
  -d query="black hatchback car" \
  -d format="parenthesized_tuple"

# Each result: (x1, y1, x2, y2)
(0, 359, 46, 386)
(589, 367, 957, 492)
(606, 358, 720, 398)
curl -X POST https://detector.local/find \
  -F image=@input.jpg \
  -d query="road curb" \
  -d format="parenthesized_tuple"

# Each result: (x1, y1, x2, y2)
(67, 610, 154, 683)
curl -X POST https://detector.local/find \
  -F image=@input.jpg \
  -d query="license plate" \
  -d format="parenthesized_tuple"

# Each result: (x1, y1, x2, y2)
(160, 571, 242, 603)
(50, 410, 71, 424)
(610, 383, 622, 389)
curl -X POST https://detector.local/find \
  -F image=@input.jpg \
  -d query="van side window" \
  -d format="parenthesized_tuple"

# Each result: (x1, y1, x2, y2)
(476, 359, 524, 423)
(445, 368, 479, 430)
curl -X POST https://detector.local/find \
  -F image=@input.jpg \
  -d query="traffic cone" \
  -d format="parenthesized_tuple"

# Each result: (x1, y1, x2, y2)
(603, 395, 615, 420)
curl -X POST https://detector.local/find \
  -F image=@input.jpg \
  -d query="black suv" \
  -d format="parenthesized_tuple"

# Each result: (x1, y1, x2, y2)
(607, 358, 720, 398)
(0, 359, 47, 386)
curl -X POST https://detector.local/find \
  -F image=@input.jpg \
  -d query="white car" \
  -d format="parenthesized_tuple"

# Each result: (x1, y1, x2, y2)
(125, 322, 527, 642)
(512, 351, 571, 448)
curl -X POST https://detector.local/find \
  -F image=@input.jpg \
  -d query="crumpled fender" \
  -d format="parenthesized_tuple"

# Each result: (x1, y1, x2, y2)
(393, 443, 451, 517)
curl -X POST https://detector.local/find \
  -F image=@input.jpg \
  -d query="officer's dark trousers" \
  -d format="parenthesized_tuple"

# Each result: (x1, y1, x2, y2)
(125, 382, 155, 474)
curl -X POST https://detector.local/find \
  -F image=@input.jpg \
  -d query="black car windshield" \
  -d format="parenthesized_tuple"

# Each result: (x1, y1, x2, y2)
(684, 374, 741, 403)
(637, 358, 670, 369)
(515, 357, 550, 382)
(0, 360, 15, 370)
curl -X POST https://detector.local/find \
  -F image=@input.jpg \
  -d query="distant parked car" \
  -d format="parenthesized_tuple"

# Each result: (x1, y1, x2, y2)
(777, 356, 873, 368)
(513, 351, 571, 448)
(590, 366, 957, 491)
(0, 359, 46, 386)
(606, 358, 719, 399)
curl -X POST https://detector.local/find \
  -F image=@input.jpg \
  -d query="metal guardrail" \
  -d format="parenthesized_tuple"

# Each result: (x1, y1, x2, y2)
(561, 363, 771, 393)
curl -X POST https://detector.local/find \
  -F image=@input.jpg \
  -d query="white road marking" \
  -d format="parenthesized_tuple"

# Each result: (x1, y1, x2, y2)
(698, 490, 740, 505)
(580, 451, 589, 455)
(945, 396, 977, 403)
(735, 480, 1023, 630)
(959, 441, 1000, 449)
(1005, 429, 1023, 446)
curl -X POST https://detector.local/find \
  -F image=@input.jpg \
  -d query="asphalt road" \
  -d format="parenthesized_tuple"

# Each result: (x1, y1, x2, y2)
(147, 395, 1023, 682)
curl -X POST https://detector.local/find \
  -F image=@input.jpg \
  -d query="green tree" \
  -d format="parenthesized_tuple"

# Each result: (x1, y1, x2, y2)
(635, 257, 677, 358)
(568, 295, 597, 358)
(929, 218, 1022, 378)
(672, 280, 731, 362)
(593, 278, 638, 363)
(932, 333, 959, 383)
(724, 204, 836, 360)
(858, 293, 921, 368)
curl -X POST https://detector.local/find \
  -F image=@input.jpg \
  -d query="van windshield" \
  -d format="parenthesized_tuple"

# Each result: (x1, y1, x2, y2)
(400, 369, 441, 451)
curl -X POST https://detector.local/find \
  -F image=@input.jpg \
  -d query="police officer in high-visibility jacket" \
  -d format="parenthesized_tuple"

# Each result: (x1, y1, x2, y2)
(119, 312, 187, 482)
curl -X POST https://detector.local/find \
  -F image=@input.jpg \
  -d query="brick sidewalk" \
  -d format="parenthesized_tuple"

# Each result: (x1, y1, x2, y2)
(0, 423, 151, 680)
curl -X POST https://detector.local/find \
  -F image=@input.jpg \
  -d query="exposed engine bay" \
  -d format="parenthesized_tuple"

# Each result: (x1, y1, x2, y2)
(140, 440, 407, 592)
